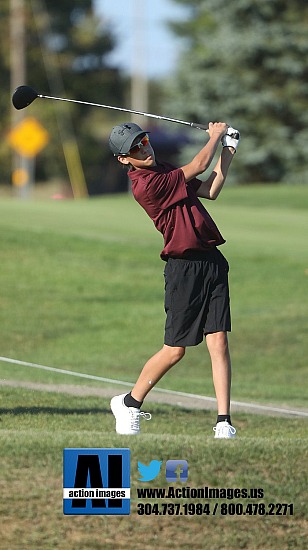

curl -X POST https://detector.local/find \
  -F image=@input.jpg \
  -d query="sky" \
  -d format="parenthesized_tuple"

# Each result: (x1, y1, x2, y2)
(93, 0, 189, 78)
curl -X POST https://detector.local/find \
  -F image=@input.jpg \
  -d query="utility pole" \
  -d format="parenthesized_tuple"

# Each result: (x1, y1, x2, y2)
(131, 0, 148, 127)
(128, 0, 149, 193)
(10, 0, 25, 103)
(10, 0, 28, 194)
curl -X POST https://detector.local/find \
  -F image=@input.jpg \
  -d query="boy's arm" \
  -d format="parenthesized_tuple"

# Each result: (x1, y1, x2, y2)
(180, 122, 228, 182)
(196, 147, 236, 200)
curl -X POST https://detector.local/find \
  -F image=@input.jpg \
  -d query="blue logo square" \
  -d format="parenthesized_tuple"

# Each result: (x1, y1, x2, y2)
(166, 460, 188, 482)
(63, 448, 130, 515)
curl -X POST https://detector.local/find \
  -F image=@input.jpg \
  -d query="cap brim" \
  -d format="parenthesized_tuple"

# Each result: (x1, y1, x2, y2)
(118, 130, 147, 155)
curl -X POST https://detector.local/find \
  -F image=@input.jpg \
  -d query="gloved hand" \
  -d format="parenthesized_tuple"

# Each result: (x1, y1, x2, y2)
(221, 126, 240, 151)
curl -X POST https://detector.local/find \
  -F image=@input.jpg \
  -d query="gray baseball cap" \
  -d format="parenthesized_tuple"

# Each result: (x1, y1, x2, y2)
(109, 122, 147, 155)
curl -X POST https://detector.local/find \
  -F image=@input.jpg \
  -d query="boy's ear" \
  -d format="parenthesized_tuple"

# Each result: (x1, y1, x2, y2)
(118, 155, 130, 165)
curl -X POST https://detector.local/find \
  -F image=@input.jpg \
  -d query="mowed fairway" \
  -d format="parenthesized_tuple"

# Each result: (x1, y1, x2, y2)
(0, 185, 307, 549)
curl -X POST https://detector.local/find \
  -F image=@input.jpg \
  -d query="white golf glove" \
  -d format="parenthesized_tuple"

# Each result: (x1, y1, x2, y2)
(221, 126, 240, 151)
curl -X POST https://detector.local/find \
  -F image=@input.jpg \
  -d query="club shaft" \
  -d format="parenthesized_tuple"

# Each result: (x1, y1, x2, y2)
(38, 94, 208, 130)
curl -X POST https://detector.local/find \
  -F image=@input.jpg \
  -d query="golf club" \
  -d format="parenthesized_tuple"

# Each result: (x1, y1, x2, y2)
(12, 85, 209, 131)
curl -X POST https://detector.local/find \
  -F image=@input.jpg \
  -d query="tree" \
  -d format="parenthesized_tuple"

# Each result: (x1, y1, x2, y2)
(1, 0, 125, 193)
(166, 0, 308, 183)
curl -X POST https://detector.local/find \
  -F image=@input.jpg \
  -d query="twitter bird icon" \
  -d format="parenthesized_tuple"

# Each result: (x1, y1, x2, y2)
(138, 460, 162, 482)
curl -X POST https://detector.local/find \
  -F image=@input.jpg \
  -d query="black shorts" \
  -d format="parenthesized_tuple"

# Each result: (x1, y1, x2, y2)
(164, 248, 231, 347)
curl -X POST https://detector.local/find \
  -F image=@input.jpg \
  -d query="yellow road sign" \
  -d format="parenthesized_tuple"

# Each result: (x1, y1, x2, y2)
(7, 117, 49, 158)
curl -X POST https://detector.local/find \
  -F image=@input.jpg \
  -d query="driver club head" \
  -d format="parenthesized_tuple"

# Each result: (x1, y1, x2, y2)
(12, 85, 39, 110)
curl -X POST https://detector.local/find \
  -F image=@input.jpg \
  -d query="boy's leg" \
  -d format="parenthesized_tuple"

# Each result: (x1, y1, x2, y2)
(205, 331, 231, 415)
(131, 344, 185, 402)
(110, 345, 185, 435)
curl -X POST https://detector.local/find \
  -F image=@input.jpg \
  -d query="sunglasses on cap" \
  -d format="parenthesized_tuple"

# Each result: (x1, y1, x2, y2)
(127, 134, 150, 155)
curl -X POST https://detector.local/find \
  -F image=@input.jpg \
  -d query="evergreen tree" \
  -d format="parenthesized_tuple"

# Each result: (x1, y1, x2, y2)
(167, 0, 308, 183)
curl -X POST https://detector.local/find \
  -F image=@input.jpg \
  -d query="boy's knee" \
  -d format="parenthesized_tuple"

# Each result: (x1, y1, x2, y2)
(216, 332, 228, 347)
(206, 331, 229, 352)
(164, 345, 185, 364)
(173, 346, 186, 362)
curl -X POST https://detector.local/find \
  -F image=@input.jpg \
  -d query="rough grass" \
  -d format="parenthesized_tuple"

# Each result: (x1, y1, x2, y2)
(0, 387, 307, 549)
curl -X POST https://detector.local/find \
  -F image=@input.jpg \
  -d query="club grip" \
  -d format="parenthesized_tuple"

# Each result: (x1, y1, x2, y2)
(191, 122, 209, 131)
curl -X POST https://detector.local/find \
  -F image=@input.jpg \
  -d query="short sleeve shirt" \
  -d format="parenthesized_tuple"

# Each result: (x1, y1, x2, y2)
(129, 162, 225, 260)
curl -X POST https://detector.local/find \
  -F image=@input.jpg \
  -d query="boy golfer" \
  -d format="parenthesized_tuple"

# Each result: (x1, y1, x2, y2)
(109, 121, 240, 438)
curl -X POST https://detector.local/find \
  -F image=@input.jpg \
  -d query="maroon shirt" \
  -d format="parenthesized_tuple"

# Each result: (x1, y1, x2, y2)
(129, 162, 225, 260)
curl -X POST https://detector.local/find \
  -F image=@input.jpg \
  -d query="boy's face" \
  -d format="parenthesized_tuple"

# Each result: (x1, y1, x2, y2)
(118, 134, 156, 169)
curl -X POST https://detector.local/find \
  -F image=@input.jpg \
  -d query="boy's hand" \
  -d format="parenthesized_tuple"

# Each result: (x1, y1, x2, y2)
(207, 122, 228, 139)
(221, 126, 240, 151)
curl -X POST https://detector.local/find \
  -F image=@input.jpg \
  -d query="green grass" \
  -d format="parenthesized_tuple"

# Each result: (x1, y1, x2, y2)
(0, 186, 307, 406)
(0, 185, 307, 548)
(0, 387, 307, 549)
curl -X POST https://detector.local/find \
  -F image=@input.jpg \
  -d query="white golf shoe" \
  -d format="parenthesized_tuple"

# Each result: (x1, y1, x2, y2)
(213, 421, 236, 439)
(110, 394, 151, 435)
